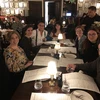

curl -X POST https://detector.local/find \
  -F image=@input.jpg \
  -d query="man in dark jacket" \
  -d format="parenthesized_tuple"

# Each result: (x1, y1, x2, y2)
(80, 6, 100, 35)
(66, 56, 100, 90)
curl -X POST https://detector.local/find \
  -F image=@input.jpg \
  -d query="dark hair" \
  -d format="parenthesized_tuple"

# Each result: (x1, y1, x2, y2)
(22, 24, 33, 37)
(52, 21, 64, 33)
(88, 6, 96, 11)
(37, 20, 45, 25)
(75, 25, 84, 31)
(87, 27, 100, 35)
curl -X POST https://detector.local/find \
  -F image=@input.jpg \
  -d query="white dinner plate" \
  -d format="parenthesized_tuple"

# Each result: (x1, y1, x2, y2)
(71, 90, 94, 100)
(64, 54, 76, 58)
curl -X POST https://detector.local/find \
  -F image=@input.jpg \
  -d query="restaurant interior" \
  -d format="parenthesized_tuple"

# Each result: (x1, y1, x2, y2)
(0, 0, 99, 24)
(0, 0, 100, 100)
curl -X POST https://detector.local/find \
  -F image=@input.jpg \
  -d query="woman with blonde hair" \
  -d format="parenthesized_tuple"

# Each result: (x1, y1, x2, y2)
(3, 30, 33, 97)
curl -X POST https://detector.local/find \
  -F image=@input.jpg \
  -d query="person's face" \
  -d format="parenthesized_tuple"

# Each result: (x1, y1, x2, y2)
(55, 24, 61, 30)
(87, 30, 98, 43)
(14, 17, 19, 22)
(76, 28, 83, 38)
(10, 33, 19, 45)
(25, 27, 33, 37)
(38, 22, 45, 31)
(87, 9, 96, 18)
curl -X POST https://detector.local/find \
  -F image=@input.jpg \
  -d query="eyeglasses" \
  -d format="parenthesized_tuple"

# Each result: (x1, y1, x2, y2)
(88, 34, 97, 36)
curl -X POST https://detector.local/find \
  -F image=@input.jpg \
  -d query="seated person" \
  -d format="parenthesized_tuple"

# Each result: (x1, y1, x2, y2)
(31, 20, 48, 46)
(31, 20, 48, 55)
(19, 25, 35, 60)
(66, 55, 100, 89)
(75, 26, 86, 58)
(3, 30, 33, 96)
(50, 21, 66, 41)
(82, 27, 100, 63)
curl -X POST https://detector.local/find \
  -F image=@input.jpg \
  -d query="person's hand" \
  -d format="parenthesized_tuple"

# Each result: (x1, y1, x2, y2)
(42, 38, 46, 42)
(25, 61, 33, 68)
(66, 64, 76, 72)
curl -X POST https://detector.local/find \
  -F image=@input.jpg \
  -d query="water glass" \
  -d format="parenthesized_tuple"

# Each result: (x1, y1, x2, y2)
(34, 80, 43, 90)
(61, 80, 70, 93)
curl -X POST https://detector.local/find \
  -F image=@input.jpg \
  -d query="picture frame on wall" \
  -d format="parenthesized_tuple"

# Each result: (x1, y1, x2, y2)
(4, 0, 8, 1)
(14, 3, 19, 8)
(10, 3, 14, 8)
(20, 10, 24, 16)
(5, 2, 10, 8)
(11, 9, 15, 14)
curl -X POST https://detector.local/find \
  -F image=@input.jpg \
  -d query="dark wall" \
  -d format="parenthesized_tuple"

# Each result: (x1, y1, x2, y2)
(44, 0, 62, 21)
(26, 0, 62, 25)
(63, 1, 77, 17)
(48, 2, 55, 20)
(26, 1, 43, 25)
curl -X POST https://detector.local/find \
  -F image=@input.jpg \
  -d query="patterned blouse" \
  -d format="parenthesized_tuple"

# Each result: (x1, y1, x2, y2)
(4, 46, 28, 73)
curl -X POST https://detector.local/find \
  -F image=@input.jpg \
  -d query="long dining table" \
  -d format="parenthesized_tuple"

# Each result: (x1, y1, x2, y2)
(11, 66, 100, 100)
(11, 41, 100, 100)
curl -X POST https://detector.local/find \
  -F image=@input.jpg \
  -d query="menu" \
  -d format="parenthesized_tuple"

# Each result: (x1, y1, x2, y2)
(30, 93, 71, 100)
(62, 72, 100, 94)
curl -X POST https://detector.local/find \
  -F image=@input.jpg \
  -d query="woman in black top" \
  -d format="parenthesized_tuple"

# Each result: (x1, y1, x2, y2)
(19, 25, 35, 60)
(82, 28, 100, 63)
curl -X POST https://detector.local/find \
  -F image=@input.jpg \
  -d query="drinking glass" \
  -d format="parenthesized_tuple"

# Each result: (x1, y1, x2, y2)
(61, 79, 70, 93)
(34, 80, 43, 90)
